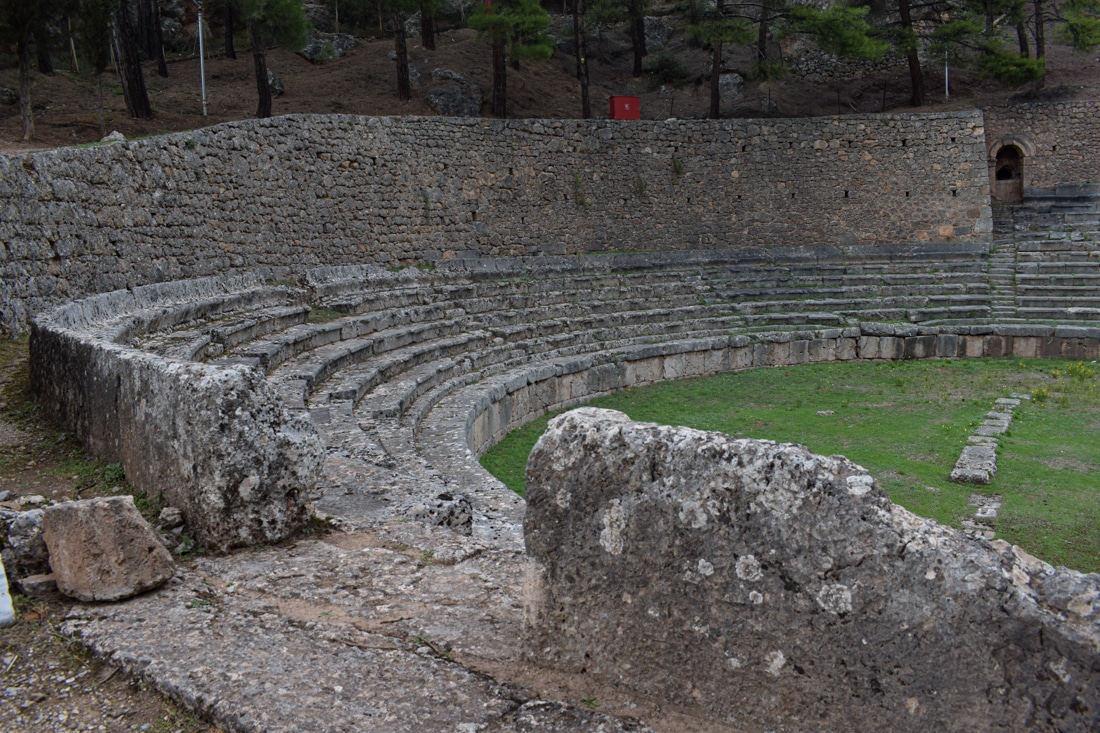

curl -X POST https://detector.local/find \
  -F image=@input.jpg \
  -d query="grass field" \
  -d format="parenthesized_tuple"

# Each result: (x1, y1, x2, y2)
(480, 358, 1100, 572)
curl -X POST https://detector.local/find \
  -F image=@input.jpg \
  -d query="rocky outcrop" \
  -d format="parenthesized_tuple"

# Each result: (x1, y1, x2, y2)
(424, 69, 482, 117)
(42, 496, 176, 602)
(298, 32, 359, 62)
(524, 408, 1100, 732)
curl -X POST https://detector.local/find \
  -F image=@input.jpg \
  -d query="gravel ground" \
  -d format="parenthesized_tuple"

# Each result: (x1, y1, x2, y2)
(0, 339, 215, 733)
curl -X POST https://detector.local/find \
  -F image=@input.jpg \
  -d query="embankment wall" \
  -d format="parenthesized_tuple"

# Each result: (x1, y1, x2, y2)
(1, 111, 991, 335)
(983, 100, 1100, 191)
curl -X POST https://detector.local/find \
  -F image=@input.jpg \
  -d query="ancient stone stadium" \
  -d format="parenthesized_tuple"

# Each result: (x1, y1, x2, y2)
(2, 106, 1099, 732)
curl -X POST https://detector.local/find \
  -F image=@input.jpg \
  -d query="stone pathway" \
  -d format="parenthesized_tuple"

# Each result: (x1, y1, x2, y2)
(961, 494, 1003, 540)
(950, 392, 1031, 540)
(950, 394, 1029, 485)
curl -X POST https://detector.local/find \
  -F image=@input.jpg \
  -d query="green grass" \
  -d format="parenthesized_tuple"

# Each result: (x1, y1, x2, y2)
(480, 358, 1100, 572)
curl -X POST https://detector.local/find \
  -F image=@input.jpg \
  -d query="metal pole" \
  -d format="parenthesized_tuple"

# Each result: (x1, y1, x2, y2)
(944, 50, 949, 101)
(196, 0, 208, 116)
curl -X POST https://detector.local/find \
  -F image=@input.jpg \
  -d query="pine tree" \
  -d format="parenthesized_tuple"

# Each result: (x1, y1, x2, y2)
(470, 0, 553, 118)
(113, 0, 154, 118)
(79, 0, 119, 136)
(238, 0, 310, 118)
(689, 6, 753, 119)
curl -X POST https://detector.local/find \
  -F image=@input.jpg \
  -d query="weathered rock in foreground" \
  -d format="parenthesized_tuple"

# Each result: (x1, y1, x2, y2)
(524, 408, 1100, 733)
(42, 496, 176, 602)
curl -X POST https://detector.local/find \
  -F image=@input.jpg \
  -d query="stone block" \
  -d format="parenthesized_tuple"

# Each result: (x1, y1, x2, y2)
(729, 346, 753, 370)
(984, 335, 1006, 357)
(42, 496, 175, 602)
(880, 336, 905, 360)
(963, 336, 984, 357)
(623, 357, 662, 386)
(903, 335, 937, 360)
(788, 340, 808, 365)
(524, 408, 1100, 733)
(807, 338, 835, 363)
(936, 333, 959, 358)
(859, 336, 880, 359)
(3, 509, 49, 577)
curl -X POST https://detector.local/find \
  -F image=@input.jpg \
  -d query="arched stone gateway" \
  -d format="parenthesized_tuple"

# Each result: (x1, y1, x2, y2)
(994, 144, 1025, 202)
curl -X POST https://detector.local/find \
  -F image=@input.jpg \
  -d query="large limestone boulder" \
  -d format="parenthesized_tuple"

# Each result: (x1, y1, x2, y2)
(524, 407, 1100, 732)
(42, 496, 176, 602)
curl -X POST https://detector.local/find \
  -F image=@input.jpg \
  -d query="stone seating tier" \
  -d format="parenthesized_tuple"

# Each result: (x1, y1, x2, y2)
(31, 244, 1100, 555)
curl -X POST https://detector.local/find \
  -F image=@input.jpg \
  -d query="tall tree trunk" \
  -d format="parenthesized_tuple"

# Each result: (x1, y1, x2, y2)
(688, 0, 699, 25)
(18, 33, 34, 141)
(420, 2, 436, 50)
(756, 0, 770, 62)
(34, 23, 54, 75)
(629, 8, 646, 77)
(492, 34, 507, 118)
(1016, 22, 1030, 57)
(248, 18, 272, 118)
(113, 3, 154, 119)
(573, 0, 590, 118)
(393, 11, 411, 102)
(67, 16, 80, 72)
(225, 5, 237, 59)
(1033, 0, 1045, 57)
(709, 41, 721, 119)
(898, 0, 924, 107)
(151, 0, 168, 77)
(96, 73, 106, 138)
(137, 0, 155, 58)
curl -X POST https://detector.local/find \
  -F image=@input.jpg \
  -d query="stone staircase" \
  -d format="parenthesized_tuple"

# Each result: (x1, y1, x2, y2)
(988, 238, 1018, 320)
(989, 187, 1100, 324)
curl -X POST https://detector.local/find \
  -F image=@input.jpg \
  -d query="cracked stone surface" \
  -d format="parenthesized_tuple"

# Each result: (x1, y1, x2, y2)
(524, 407, 1100, 733)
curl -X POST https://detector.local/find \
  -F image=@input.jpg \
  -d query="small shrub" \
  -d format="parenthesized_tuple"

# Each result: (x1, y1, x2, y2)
(1031, 386, 1050, 404)
(644, 52, 693, 90)
(1065, 361, 1096, 380)
(634, 176, 648, 197)
(748, 60, 787, 82)
(308, 307, 343, 324)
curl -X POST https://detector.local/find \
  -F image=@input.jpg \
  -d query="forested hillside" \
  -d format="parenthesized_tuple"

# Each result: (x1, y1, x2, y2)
(1, 0, 1098, 151)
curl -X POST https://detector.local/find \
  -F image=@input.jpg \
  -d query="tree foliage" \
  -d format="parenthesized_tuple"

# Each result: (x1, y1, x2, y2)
(470, 0, 552, 117)
(235, 0, 310, 118)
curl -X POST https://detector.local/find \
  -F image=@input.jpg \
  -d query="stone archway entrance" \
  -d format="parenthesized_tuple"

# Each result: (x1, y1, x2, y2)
(993, 145, 1024, 202)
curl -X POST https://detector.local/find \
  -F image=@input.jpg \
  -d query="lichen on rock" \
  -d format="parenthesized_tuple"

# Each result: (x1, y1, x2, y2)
(523, 407, 1100, 732)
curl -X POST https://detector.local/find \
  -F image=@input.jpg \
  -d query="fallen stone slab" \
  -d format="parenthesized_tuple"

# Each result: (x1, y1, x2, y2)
(42, 496, 176, 602)
(524, 407, 1100, 733)
(950, 444, 998, 484)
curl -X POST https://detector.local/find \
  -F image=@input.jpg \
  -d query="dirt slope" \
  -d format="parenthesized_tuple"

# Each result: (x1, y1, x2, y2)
(1, 14, 1098, 154)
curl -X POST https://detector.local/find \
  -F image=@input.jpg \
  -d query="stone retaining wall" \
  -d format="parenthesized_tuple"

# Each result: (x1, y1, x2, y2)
(29, 275, 324, 554)
(983, 100, 1100, 192)
(1, 111, 991, 335)
(461, 321, 1100, 463)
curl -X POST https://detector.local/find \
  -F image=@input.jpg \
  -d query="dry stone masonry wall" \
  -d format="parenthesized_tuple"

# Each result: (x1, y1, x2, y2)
(0, 111, 992, 335)
(984, 100, 1100, 193)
